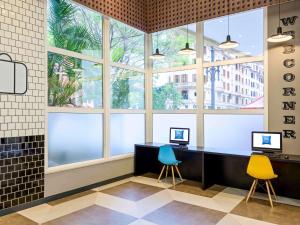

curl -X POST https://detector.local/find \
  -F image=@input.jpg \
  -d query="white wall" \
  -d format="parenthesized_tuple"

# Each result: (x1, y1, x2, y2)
(0, 0, 45, 138)
(268, 1, 300, 155)
(45, 157, 133, 196)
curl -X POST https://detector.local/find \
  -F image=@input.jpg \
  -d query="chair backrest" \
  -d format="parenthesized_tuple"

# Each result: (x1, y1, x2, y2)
(158, 145, 177, 165)
(247, 155, 276, 179)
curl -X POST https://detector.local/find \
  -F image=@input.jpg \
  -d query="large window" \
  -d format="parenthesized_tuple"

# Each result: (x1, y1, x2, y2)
(204, 9, 263, 62)
(110, 19, 144, 68)
(153, 114, 197, 146)
(204, 114, 264, 150)
(152, 24, 196, 69)
(110, 114, 145, 156)
(48, 52, 103, 108)
(204, 62, 264, 109)
(47, 0, 266, 169)
(110, 67, 144, 109)
(47, 0, 102, 58)
(153, 70, 197, 110)
(48, 113, 103, 167)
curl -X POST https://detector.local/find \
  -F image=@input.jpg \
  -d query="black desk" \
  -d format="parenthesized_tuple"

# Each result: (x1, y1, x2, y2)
(134, 143, 300, 199)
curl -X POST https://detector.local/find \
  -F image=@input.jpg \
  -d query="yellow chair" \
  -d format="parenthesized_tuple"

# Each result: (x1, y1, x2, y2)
(246, 155, 278, 207)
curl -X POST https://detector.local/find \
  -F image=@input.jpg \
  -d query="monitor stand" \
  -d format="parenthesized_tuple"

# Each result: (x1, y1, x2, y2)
(252, 151, 281, 158)
(173, 144, 188, 150)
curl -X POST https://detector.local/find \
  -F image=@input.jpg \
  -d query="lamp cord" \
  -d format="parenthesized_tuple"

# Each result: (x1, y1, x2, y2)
(227, 0, 230, 35)
(278, 0, 281, 27)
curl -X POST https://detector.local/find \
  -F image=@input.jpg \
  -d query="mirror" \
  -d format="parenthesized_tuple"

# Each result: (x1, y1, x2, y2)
(0, 53, 28, 94)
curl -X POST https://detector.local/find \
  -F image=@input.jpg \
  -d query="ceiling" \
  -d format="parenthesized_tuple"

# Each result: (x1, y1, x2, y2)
(74, 0, 292, 33)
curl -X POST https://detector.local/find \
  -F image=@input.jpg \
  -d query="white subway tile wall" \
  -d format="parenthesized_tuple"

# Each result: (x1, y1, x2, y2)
(0, 0, 45, 138)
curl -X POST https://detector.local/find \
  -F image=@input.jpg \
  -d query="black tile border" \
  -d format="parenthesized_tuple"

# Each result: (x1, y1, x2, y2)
(0, 173, 133, 216)
(0, 135, 45, 211)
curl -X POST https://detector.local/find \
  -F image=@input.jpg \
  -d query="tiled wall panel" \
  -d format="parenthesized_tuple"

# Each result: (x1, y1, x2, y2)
(0, 135, 45, 210)
(0, 0, 46, 138)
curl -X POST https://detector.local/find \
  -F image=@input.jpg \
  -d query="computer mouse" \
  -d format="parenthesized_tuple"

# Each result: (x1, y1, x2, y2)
(284, 155, 289, 159)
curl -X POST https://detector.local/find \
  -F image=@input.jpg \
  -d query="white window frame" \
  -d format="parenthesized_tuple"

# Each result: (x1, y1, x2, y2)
(149, 8, 268, 147)
(45, 1, 146, 173)
(45, 0, 268, 173)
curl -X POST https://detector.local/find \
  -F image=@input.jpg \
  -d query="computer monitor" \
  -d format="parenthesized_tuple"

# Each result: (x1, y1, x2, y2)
(169, 127, 190, 146)
(251, 131, 282, 153)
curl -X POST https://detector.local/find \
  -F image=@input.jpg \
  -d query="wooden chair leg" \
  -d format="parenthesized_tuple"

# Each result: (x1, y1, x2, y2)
(246, 180, 256, 203)
(165, 166, 169, 179)
(171, 166, 176, 188)
(268, 180, 277, 201)
(251, 179, 258, 197)
(266, 181, 274, 208)
(157, 165, 165, 182)
(175, 165, 183, 181)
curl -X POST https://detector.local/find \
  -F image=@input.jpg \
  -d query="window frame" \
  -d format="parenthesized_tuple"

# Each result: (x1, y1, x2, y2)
(45, 0, 268, 173)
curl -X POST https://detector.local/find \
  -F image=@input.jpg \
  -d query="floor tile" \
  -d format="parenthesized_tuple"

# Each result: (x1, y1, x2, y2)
(231, 198, 300, 225)
(217, 214, 277, 225)
(144, 200, 226, 225)
(132, 176, 173, 189)
(170, 180, 226, 198)
(19, 193, 97, 224)
(100, 181, 164, 201)
(128, 219, 158, 225)
(48, 190, 96, 206)
(95, 192, 138, 217)
(42, 205, 136, 225)
(0, 213, 38, 225)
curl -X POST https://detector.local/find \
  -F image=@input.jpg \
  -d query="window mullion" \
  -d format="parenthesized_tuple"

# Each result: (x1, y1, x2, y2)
(103, 16, 111, 158)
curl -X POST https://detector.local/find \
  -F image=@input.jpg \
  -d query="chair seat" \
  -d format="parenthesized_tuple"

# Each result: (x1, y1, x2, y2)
(247, 172, 278, 180)
(162, 160, 182, 166)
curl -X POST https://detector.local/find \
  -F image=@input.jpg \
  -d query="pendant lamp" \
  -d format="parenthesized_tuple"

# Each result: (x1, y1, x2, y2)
(267, 0, 292, 43)
(218, 0, 239, 49)
(178, 24, 196, 55)
(150, 0, 165, 60)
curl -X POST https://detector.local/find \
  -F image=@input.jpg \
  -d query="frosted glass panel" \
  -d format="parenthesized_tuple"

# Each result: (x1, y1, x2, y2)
(48, 113, 103, 167)
(110, 114, 145, 156)
(153, 114, 197, 146)
(204, 114, 264, 150)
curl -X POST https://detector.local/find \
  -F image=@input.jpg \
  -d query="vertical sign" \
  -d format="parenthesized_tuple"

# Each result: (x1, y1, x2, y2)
(268, 1, 300, 155)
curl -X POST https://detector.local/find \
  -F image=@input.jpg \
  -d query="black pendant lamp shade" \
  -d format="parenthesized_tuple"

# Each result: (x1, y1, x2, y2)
(150, 47, 165, 60)
(178, 25, 196, 55)
(218, 0, 239, 49)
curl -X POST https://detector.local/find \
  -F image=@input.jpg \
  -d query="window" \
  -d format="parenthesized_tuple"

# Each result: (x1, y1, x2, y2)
(204, 114, 264, 150)
(110, 67, 145, 109)
(110, 114, 145, 156)
(204, 62, 264, 109)
(48, 113, 103, 167)
(204, 9, 263, 62)
(47, 0, 102, 58)
(110, 19, 144, 68)
(153, 114, 197, 146)
(48, 52, 103, 108)
(153, 24, 196, 69)
(153, 70, 197, 110)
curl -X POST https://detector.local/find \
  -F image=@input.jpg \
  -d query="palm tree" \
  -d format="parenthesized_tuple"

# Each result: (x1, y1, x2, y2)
(47, 0, 99, 106)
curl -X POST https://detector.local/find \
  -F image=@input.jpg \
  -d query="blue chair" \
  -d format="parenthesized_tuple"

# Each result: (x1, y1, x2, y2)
(157, 145, 183, 187)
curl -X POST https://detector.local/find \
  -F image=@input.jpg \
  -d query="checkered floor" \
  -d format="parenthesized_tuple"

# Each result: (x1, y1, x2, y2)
(1, 175, 300, 225)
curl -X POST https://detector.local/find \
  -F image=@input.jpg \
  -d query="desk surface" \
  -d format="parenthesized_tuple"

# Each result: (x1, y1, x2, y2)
(135, 142, 300, 163)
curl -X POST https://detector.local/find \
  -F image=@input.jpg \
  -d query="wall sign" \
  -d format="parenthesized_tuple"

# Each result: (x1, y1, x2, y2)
(281, 16, 298, 139)
(0, 53, 28, 94)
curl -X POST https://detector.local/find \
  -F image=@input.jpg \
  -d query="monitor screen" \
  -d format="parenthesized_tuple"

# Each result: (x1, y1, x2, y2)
(252, 132, 282, 152)
(169, 127, 190, 145)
